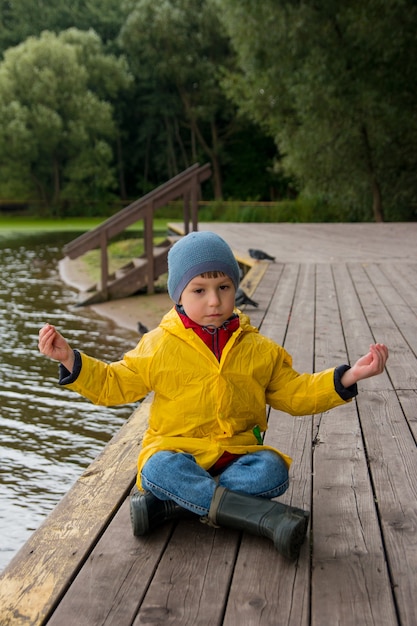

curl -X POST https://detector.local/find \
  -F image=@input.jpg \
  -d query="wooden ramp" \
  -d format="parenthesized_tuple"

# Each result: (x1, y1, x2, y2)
(63, 163, 211, 305)
(1, 223, 416, 626)
(77, 237, 178, 306)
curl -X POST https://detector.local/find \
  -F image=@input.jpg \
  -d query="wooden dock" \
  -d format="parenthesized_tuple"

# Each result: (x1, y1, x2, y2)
(1, 223, 416, 625)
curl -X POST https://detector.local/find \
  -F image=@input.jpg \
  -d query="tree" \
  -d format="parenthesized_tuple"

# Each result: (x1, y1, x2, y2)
(120, 0, 245, 198)
(217, 0, 417, 221)
(0, 29, 131, 213)
(0, 0, 127, 53)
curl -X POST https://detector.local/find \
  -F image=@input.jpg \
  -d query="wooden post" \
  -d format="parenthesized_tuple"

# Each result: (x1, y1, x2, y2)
(99, 230, 109, 299)
(144, 205, 154, 294)
(183, 191, 190, 234)
(191, 174, 199, 232)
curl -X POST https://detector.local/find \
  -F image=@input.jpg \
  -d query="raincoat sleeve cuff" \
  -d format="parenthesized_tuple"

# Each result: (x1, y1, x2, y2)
(334, 364, 358, 400)
(59, 349, 82, 385)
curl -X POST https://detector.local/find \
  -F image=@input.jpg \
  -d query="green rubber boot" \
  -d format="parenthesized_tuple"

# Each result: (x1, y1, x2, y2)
(130, 489, 191, 536)
(207, 486, 309, 560)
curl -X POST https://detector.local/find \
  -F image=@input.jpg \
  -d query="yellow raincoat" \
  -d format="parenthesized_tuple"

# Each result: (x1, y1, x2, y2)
(66, 307, 350, 488)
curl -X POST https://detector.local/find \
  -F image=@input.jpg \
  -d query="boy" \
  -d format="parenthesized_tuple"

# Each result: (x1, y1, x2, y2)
(38, 231, 388, 559)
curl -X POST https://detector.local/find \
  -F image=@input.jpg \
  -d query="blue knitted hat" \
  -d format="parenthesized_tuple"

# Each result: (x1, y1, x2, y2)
(167, 231, 240, 302)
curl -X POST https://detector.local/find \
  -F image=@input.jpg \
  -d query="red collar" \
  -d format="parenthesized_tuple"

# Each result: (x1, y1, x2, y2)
(176, 306, 239, 360)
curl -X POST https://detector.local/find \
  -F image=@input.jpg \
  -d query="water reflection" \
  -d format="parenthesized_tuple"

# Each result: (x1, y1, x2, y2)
(0, 231, 138, 572)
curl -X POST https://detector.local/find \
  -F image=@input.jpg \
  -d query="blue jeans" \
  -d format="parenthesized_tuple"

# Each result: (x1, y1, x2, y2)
(141, 450, 289, 516)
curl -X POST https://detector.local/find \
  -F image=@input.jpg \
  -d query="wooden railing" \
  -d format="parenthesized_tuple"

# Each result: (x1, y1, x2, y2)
(63, 163, 211, 299)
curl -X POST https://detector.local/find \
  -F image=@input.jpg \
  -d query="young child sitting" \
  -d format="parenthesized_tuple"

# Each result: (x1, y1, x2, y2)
(38, 231, 388, 559)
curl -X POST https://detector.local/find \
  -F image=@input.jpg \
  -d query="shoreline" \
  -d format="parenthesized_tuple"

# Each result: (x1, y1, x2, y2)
(59, 256, 172, 333)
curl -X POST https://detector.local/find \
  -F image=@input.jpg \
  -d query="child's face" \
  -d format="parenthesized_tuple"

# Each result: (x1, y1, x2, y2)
(179, 273, 236, 327)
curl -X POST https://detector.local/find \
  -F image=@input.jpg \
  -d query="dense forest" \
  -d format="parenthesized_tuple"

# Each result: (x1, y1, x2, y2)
(0, 0, 416, 221)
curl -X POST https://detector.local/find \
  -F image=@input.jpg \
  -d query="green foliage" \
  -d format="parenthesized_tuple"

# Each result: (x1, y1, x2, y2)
(0, 0, 127, 52)
(1, 0, 416, 220)
(216, 0, 417, 221)
(119, 0, 229, 195)
(196, 197, 351, 223)
(119, 0, 281, 200)
(0, 29, 132, 215)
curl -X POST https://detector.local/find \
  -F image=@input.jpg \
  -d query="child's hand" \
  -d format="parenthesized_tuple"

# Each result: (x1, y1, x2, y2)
(38, 323, 75, 371)
(341, 343, 389, 387)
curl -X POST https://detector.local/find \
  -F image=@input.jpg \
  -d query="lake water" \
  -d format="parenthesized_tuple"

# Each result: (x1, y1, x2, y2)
(0, 230, 138, 572)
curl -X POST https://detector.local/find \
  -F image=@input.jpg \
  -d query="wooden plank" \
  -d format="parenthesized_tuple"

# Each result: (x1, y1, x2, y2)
(311, 263, 398, 626)
(263, 262, 316, 506)
(232, 250, 256, 269)
(0, 401, 150, 626)
(238, 259, 269, 297)
(356, 390, 417, 626)
(133, 519, 239, 625)
(311, 403, 398, 626)
(257, 263, 298, 341)
(386, 262, 417, 294)
(235, 260, 274, 332)
(259, 263, 316, 511)
(223, 538, 310, 626)
(347, 263, 417, 389)
(278, 262, 316, 370)
(332, 263, 392, 391)
(397, 388, 417, 441)
(240, 262, 284, 330)
(381, 263, 417, 313)
(224, 264, 316, 626)
(334, 263, 417, 625)
(365, 263, 417, 355)
(47, 499, 174, 626)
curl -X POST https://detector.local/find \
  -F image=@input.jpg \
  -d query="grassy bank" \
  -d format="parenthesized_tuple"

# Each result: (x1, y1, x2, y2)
(0, 216, 105, 233)
(81, 236, 169, 285)
(0, 216, 172, 285)
(0, 216, 171, 234)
